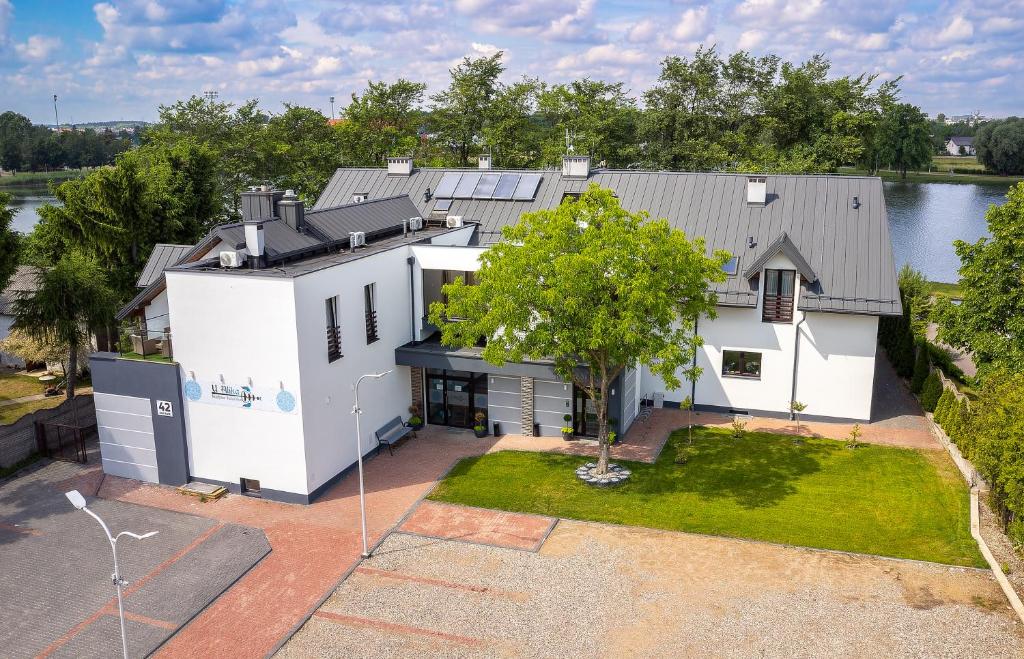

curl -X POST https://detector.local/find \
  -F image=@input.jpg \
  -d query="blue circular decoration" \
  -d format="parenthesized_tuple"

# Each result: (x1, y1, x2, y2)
(276, 390, 296, 412)
(184, 380, 202, 401)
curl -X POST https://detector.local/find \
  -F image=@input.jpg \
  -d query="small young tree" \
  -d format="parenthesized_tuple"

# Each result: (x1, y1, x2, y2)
(11, 250, 116, 399)
(681, 395, 694, 444)
(789, 400, 807, 433)
(846, 423, 863, 449)
(430, 185, 728, 474)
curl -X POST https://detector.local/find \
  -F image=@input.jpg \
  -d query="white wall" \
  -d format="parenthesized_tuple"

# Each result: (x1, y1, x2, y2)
(166, 271, 309, 495)
(293, 246, 416, 495)
(640, 253, 879, 421)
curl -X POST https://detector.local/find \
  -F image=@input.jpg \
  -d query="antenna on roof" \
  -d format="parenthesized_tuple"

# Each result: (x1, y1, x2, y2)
(565, 128, 575, 155)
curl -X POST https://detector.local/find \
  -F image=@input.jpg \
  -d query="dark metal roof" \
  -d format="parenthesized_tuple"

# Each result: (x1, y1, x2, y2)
(136, 244, 192, 288)
(304, 195, 421, 241)
(949, 136, 974, 146)
(315, 167, 902, 316)
(215, 219, 321, 256)
(0, 266, 42, 315)
(742, 232, 817, 282)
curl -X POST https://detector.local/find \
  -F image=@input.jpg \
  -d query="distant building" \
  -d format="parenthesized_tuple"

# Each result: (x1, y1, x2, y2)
(944, 114, 986, 126)
(0, 266, 43, 367)
(945, 136, 975, 156)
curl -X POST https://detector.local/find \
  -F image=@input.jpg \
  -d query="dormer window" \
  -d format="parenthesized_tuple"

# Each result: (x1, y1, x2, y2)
(762, 269, 795, 322)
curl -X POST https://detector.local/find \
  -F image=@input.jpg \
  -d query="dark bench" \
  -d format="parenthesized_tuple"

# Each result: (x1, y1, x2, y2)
(374, 416, 414, 455)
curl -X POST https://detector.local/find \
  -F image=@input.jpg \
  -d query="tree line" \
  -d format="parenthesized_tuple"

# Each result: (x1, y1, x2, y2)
(0, 111, 135, 173)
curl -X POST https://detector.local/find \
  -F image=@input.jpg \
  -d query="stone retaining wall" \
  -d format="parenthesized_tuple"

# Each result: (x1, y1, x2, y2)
(0, 395, 95, 467)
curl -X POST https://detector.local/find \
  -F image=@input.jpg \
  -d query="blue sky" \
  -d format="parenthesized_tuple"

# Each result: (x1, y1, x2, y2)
(1, 0, 1021, 124)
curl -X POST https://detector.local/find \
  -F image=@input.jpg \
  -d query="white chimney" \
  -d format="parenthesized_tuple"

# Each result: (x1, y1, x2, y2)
(746, 176, 767, 206)
(244, 220, 265, 262)
(478, 154, 492, 170)
(386, 156, 414, 176)
(562, 155, 590, 179)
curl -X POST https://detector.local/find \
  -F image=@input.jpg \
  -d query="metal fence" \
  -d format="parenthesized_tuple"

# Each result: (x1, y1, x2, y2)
(116, 312, 173, 361)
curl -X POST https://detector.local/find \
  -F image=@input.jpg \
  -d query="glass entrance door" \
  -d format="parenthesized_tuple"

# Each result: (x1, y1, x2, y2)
(573, 386, 601, 437)
(425, 369, 488, 428)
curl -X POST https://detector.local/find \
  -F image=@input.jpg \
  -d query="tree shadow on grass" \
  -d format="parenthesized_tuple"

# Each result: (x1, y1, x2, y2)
(636, 430, 835, 509)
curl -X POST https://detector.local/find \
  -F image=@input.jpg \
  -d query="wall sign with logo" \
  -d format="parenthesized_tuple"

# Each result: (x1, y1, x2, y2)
(183, 378, 298, 414)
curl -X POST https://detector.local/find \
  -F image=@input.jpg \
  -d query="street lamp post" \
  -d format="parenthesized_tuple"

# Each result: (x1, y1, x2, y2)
(329, 96, 335, 120)
(65, 490, 158, 659)
(351, 370, 392, 558)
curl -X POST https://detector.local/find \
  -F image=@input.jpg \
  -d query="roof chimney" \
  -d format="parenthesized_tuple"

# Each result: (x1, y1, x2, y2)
(478, 153, 492, 170)
(746, 176, 767, 206)
(243, 220, 265, 268)
(386, 156, 414, 176)
(562, 155, 590, 179)
(241, 186, 276, 222)
(279, 189, 305, 232)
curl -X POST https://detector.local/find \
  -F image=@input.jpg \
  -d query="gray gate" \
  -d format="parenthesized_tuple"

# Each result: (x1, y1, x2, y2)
(487, 375, 522, 435)
(534, 379, 572, 437)
(94, 392, 159, 483)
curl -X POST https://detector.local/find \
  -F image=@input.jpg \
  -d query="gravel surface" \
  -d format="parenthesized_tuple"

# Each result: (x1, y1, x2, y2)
(279, 520, 1023, 658)
(979, 494, 1024, 599)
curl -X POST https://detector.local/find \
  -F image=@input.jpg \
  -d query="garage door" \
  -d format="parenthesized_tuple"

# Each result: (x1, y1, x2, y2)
(535, 379, 572, 437)
(487, 375, 522, 435)
(94, 392, 159, 483)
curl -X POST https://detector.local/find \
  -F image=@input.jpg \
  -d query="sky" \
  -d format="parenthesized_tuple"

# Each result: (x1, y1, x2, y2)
(1, 0, 1022, 125)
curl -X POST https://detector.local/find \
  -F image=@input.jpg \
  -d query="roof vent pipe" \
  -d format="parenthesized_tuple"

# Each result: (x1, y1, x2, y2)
(243, 220, 265, 268)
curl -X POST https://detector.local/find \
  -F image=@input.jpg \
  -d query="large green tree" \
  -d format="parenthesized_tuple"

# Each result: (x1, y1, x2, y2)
(429, 185, 727, 473)
(262, 105, 344, 199)
(11, 250, 116, 399)
(975, 117, 1024, 175)
(876, 103, 932, 179)
(936, 183, 1024, 372)
(537, 79, 638, 167)
(429, 52, 505, 166)
(337, 79, 427, 166)
(0, 192, 18, 293)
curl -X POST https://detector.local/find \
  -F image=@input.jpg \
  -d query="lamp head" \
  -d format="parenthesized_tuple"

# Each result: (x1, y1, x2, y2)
(373, 370, 393, 379)
(65, 490, 87, 510)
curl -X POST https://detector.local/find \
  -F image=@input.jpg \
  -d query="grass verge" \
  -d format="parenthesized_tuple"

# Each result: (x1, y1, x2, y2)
(0, 396, 64, 425)
(0, 169, 85, 187)
(430, 427, 984, 567)
(0, 371, 48, 401)
(837, 166, 1023, 186)
(927, 281, 963, 299)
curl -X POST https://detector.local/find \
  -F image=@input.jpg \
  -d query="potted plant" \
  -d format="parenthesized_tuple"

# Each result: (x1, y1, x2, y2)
(473, 411, 488, 438)
(407, 403, 424, 431)
(562, 414, 573, 441)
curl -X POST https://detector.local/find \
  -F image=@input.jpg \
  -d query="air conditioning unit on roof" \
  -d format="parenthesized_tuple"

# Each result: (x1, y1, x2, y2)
(408, 216, 423, 231)
(349, 231, 366, 248)
(446, 215, 464, 228)
(219, 250, 245, 268)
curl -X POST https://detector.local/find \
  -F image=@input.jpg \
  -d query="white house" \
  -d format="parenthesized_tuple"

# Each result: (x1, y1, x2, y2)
(945, 136, 975, 156)
(97, 156, 901, 503)
(0, 266, 42, 368)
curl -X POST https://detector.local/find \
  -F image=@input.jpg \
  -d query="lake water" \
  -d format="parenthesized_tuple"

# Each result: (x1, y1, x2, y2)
(883, 180, 1008, 283)
(3, 179, 1011, 284)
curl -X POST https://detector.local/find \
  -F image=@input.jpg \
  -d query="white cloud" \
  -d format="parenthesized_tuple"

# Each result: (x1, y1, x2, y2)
(934, 15, 973, 45)
(0, 0, 12, 48)
(15, 35, 62, 61)
(312, 56, 343, 75)
(671, 6, 710, 42)
(454, 0, 602, 42)
(736, 29, 766, 50)
(626, 18, 657, 44)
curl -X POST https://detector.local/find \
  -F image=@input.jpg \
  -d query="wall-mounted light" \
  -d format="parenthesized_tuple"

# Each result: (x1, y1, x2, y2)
(189, 370, 195, 380)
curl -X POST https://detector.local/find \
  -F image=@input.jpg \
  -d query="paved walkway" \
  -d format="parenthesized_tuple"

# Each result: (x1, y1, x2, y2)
(280, 520, 1023, 658)
(399, 500, 555, 551)
(0, 451, 267, 659)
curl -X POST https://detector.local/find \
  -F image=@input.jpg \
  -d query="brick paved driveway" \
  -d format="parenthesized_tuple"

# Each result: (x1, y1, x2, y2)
(0, 457, 268, 659)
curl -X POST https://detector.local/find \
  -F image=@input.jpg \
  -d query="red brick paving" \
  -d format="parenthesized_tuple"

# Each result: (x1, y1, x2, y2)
(399, 500, 555, 551)
(96, 431, 497, 659)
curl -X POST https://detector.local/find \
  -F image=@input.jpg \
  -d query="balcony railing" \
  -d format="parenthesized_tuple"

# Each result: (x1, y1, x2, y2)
(762, 294, 794, 323)
(327, 325, 342, 362)
(365, 310, 379, 344)
(117, 315, 174, 362)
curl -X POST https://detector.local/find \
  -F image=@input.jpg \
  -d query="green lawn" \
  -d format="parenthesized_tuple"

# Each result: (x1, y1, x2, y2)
(927, 281, 963, 299)
(0, 396, 63, 425)
(0, 371, 46, 401)
(933, 155, 985, 172)
(430, 427, 984, 567)
(837, 166, 1023, 186)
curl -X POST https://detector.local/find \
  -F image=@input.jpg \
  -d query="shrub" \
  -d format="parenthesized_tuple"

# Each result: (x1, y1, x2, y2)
(968, 369, 1024, 538)
(910, 341, 929, 394)
(919, 372, 943, 411)
(951, 399, 973, 455)
(934, 388, 955, 426)
(926, 342, 966, 383)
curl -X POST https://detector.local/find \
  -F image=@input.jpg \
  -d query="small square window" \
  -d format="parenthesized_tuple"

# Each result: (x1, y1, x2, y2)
(722, 256, 739, 276)
(240, 477, 261, 497)
(722, 350, 762, 379)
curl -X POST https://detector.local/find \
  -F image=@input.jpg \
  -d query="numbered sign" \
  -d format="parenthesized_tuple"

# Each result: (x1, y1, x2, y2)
(156, 400, 173, 417)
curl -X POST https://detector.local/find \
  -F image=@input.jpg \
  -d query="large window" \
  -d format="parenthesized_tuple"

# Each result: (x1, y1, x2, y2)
(364, 283, 379, 344)
(762, 269, 796, 322)
(325, 296, 341, 362)
(722, 350, 762, 379)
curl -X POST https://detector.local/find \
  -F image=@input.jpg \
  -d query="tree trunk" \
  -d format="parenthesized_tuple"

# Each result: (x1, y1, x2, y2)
(66, 341, 78, 400)
(595, 367, 610, 475)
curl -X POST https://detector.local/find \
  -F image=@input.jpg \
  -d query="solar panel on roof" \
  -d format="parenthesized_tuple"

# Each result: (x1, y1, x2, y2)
(453, 172, 481, 198)
(512, 174, 542, 200)
(433, 199, 452, 212)
(433, 172, 461, 198)
(492, 174, 520, 199)
(473, 173, 501, 199)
